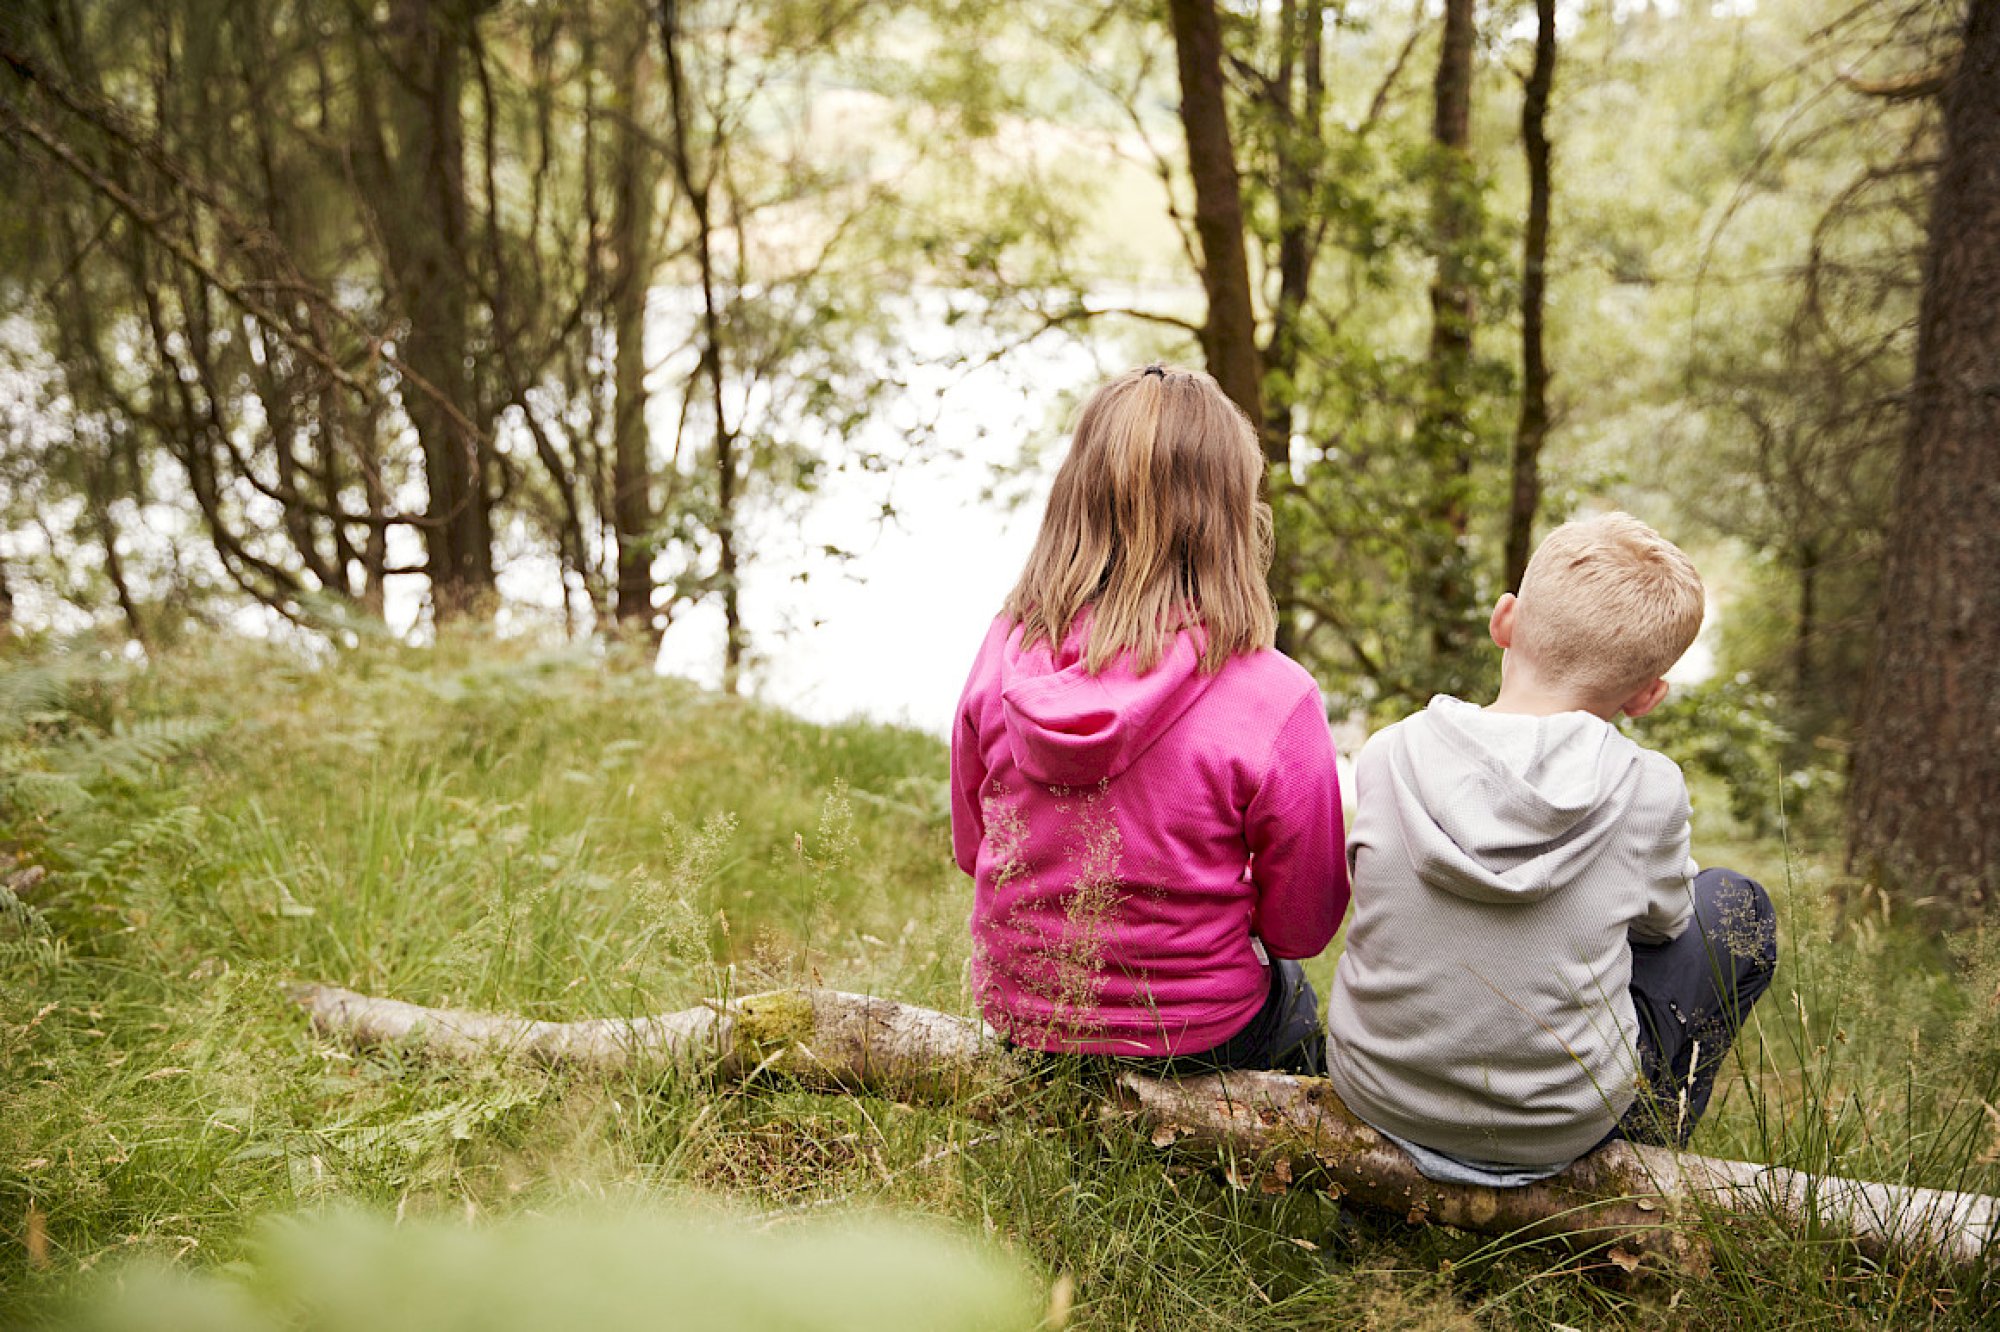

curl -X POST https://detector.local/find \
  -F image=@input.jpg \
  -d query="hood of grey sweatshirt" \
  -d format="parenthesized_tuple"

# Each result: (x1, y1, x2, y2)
(1386, 696, 1645, 906)
(1326, 695, 1696, 1167)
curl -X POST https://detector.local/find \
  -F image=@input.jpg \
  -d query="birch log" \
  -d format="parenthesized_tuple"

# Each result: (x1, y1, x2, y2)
(288, 983, 1999, 1272)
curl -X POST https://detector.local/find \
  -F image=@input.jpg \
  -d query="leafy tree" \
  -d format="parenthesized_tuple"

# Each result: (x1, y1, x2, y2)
(0, 0, 976, 684)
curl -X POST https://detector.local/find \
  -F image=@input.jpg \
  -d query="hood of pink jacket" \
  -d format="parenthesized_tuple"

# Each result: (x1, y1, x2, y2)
(998, 617, 1215, 787)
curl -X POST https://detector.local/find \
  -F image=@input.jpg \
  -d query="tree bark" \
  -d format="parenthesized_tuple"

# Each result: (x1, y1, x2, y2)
(1258, 0, 1325, 658)
(245, 89, 342, 597)
(1848, 0, 2000, 914)
(1165, 0, 1264, 433)
(609, 25, 660, 629)
(370, 0, 495, 621)
(1795, 537, 1819, 699)
(357, 398, 391, 619)
(1504, 0, 1554, 595)
(85, 467, 148, 653)
(289, 982, 2000, 1272)
(660, 0, 742, 691)
(1419, 0, 1480, 662)
(290, 982, 1008, 1103)
(1168, 0, 1290, 650)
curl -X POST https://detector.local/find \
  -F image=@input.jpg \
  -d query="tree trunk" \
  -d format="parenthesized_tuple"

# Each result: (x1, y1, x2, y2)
(289, 982, 2000, 1272)
(1259, 0, 1324, 658)
(661, 0, 743, 691)
(1795, 537, 1818, 700)
(1165, 0, 1265, 432)
(609, 27, 660, 629)
(85, 467, 148, 652)
(1418, 0, 1480, 664)
(357, 399, 391, 620)
(240, 30, 346, 600)
(1504, 0, 1554, 594)
(1167, 0, 1289, 651)
(1848, 1, 2000, 915)
(374, 0, 494, 621)
(50, 207, 151, 649)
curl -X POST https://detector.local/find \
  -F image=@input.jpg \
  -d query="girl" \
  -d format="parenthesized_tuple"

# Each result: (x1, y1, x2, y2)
(949, 364, 1349, 1073)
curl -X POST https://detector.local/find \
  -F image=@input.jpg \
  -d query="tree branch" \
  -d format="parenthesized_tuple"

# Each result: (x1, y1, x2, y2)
(289, 982, 2000, 1274)
(1837, 63, 1953, 101)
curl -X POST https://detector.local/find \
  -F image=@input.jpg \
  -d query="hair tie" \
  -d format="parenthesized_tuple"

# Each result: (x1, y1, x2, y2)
(1142, 364, 1166, 379)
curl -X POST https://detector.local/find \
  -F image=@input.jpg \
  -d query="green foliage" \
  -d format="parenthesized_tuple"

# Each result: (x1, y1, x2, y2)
(2, 640, 1997, 1332)
(0, 0, 1990, 1320)
(1944, 926, 2000, 1098)
(0, 660, 220, 818)
(64, 1207, 1042, 1332)
(1635, 676, 1827, 836)
(0, 0, 1938, 740)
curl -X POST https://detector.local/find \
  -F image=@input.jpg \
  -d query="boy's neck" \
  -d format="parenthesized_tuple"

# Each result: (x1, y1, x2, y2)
(1486, 677, 1619, 722)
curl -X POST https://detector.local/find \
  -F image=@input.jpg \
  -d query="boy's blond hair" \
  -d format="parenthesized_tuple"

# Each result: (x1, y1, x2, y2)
(1513, 512, 1704, 700)
(1004, 364, 1274, 674)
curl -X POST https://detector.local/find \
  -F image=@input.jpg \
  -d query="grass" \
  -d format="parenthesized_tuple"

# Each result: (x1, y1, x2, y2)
(1, 636, 1996, 1329)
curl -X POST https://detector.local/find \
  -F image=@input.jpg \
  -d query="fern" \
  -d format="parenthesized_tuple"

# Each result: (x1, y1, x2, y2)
(0, 662, 218, 817)
(0, 663, 71, 743)
(73, 805, 205, 889)
(0, 877, 59, 973)
(65, 717, 222, 787)
(2, 769, 93, 817)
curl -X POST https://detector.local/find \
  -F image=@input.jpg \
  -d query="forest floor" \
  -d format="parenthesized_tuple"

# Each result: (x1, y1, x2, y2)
(2, 638, 1996, 1330)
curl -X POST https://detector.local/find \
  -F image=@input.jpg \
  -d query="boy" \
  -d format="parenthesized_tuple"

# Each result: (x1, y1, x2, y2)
(1326, 513, 1777, 1182)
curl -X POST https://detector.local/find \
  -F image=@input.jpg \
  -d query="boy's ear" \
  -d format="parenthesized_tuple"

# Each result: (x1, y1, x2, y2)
(1620, 678, 1671, 720)
(1489, 593, 1518, 650)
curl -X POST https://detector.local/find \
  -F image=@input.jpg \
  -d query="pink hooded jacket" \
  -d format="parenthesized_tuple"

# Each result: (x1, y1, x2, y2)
(951, 614, 1349, 1056)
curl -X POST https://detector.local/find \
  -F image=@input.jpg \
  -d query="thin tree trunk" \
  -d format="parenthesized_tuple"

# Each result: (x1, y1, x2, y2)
(469, 35, 589, 633)
(1848, 0, 2000, 915)
(610, 25, 659, 628)
(1260, 0, 1324, 658)
(357, 399, 390, 619)
(1504, 0, 1555, 594)
(372, 0, 494, 621)
(260, 344, 345, 593)
(661, 0, 742, 691)
(126, 239, 306, 616)
(1795, 538, 1818, 699)
(85, 470, 148, 652)
(1165, 0, 1264, 428)
(1419, 0, 1479, 664)
(317, 375, 364, 602)
(240, 28, 346, 598)
(1262, 0, 1322, 432)
(289, 982, 2000, 1272)
(50, 206, 151, 648)
(1167, 0, 1289, 649)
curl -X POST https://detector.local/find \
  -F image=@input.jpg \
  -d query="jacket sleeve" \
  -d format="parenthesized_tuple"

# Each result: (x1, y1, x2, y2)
(950, 703, 986, 879)
(1630, 763, 1696, 944)
(1246, 689, 1351, 958)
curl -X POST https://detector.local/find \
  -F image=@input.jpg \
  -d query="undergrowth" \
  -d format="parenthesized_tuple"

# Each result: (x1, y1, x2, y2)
(1, 636, 1996, 1329)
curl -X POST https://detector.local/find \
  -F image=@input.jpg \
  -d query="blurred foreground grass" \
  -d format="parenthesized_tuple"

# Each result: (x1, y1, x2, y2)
(2, 637, 1996, 1329)
(62, 1207, 1042, 1332)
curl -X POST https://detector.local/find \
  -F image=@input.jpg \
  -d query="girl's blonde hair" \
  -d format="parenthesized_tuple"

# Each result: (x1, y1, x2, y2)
(1003, 364, 1275, 674)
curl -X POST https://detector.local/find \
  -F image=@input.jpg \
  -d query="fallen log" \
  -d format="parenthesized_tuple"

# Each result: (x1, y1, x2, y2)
(289, 983, 1999, 1273)
(286, 983, 1008, 1101)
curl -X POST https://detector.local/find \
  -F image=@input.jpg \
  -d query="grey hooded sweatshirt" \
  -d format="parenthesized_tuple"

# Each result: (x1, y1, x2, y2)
(1326, 695, 1696, 1165)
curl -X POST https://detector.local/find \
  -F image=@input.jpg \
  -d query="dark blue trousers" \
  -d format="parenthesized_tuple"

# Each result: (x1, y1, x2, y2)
(1113, 957, 1325, 1077)
(1615, 867, 1779, 1145)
